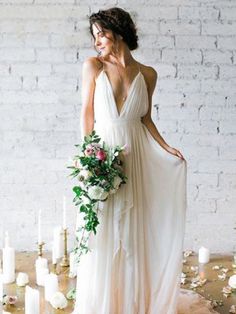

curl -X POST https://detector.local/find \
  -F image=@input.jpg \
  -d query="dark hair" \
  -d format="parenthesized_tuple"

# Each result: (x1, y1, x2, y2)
(89, 7, 139, 51)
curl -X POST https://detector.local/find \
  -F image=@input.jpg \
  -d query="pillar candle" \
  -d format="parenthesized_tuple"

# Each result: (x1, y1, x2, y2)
(36, 267, 49, 286)
(63, 195, 67, 229)
(25, 285, 40, 314)
(35, 256, 48, 269)
(44, 273, 59, 301)
(2, 232, 15, 284)
(53, 226, 63, 259)
(198, 246, 210, 263)
(35, 257, 49, 286)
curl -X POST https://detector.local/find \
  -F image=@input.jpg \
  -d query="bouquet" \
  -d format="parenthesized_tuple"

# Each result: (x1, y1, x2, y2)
(67, 130, 128, 265)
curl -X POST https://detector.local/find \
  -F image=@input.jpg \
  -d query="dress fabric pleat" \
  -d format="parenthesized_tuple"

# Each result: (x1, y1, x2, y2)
(73, 69, 219, 314)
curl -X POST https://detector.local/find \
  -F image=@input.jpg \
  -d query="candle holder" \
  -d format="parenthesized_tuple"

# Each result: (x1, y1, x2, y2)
(37, 242, 45, 257)
(52, 263, 58, 274)
(60, 228, 69, 267)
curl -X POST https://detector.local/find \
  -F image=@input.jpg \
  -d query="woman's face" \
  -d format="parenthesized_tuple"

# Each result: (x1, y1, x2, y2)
(92, 23, 116, 56)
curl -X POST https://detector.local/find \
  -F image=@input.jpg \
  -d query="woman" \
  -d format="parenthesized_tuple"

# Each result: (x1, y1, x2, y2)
(73, 7, 219, 314)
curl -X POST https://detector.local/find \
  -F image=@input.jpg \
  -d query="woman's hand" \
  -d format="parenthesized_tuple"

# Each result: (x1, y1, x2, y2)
(164, 145, 186, 161)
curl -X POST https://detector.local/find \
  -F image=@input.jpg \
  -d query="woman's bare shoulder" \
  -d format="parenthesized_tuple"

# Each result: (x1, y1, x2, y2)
(139, 63, 158, 91)
(139, 63, 158, 80)
(82, 56, 103, 80)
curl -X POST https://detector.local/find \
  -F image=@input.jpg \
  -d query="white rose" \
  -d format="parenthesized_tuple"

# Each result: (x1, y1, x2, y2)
(50, 292, 68, 309)
(78, 170, 92, 181)
(16, 272, 29, 287)
(87, 186, 108, 200)
(113, 176, 122, 189)
(228, 275, 236, 289)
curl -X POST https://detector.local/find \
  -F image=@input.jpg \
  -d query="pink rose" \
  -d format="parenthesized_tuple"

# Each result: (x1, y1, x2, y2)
(84, 148, 94, 156)
(96, 150, 106, 161)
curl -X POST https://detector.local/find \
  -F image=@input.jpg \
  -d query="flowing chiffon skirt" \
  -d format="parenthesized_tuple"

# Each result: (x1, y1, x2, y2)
(73, 68, 219, 314)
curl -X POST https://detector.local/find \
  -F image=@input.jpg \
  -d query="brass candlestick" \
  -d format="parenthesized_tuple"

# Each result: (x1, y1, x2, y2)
(37, 242, 45, 257)
(60, 228, 69, 267)
(52, 263, 57, 274)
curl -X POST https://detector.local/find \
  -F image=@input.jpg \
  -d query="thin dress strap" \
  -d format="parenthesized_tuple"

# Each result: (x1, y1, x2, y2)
(137, 62, 141, 74)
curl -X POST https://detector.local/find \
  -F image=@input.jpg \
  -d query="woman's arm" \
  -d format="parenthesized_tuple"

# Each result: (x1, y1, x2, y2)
(80, 57, 99, 138)
(141, 67, 185, 161)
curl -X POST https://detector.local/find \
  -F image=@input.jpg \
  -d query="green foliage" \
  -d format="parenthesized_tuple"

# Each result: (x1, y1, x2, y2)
(67, 130, 128, 267)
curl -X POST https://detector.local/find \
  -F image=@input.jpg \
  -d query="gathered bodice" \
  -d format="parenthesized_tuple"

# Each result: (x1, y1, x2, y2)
(94, 69, 149, 125)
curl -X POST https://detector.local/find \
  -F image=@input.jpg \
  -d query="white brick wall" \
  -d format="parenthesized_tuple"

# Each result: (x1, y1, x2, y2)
(0, 1, 235, 253)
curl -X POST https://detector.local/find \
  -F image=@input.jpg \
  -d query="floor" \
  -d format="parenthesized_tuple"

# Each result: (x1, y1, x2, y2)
(1, 252, 236, 313)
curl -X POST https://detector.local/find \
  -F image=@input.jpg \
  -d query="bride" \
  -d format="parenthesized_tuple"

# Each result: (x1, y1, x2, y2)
(73, 7, 219, 314)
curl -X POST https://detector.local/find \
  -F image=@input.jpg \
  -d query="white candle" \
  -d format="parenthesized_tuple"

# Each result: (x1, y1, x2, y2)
(38, 210, 42, 244)
(53, 226, 63, 259)
(2, 232, 15, 284)
(69, 251, 77, 277)
(25, 285, 40, 314)
(35, 257, 48, 269)
(35, 257, 49, 286)
(5, 231, 10, 247)
(63, 195, 67, 229)
(44, 273, 59, 301)
(52, 244, 57, 265)
(198, 246, 210, 264)
(0, 272, 3, 302)
(36, 267, 49, 286)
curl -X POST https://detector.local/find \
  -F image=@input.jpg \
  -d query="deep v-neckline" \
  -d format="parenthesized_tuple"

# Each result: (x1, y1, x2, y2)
(102, 69, 141, 118)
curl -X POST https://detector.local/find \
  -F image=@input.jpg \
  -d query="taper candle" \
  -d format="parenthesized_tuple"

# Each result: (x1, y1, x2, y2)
(53, 226, 63, 259)
(63, 195, 66, 229)
(52, 244, 57, 265)
(38, 210, 42, 244)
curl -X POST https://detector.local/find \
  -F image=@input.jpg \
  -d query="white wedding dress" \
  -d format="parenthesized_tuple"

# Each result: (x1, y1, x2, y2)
(73, 63, 219, 314)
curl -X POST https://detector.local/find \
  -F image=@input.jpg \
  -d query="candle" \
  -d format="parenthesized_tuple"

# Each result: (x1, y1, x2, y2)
(35, 256, 48, 269)
(63, 195, 67, 229)
(198, 263, 205, 279)
(35, 257, 49, 286)
(52, 244, 57, 265)
(69, 251, 77, 277)
(53, 226, 63, 259)
(38, 210, 42, 244)
(44, 273, 59, 301)
(198, 246, 210, 264)
(2, 232, 15, 284)
(0, 272, 3, 302)
(36, 267, 49, 286)
(5, 231, 10, 247)
(25, 285, 40, 314)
